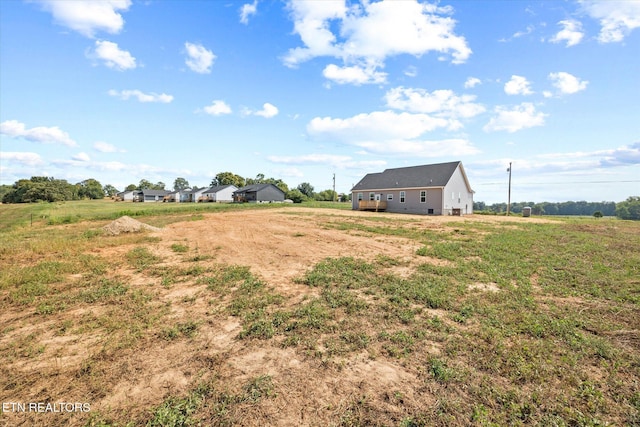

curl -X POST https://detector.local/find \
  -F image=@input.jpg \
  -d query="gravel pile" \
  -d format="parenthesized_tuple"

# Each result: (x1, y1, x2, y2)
(102, 216, 161, 235)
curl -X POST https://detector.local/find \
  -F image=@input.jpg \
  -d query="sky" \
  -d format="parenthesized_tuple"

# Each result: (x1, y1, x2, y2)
(0, 0, 638, 204)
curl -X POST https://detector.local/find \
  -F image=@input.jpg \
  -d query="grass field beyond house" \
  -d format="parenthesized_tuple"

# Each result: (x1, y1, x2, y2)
(0, 200, 638, 426)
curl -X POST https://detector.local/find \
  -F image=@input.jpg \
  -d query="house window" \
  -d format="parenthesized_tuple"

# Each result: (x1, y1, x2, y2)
(387, 194, 393, 201)
(357, 193, 363, 201)
(420, 190, 426, 203)
(428, 208, 434, 214)
(400, 191, 406, 203)
(458, 192, 461, 203)
(452, 192, 455, 200)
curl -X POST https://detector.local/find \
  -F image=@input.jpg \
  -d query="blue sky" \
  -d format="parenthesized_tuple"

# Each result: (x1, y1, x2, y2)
(1, 0, 638, 203)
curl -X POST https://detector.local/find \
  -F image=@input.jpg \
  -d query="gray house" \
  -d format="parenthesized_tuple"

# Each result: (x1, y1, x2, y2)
(201, 185, 237, 202)
(233, 184, 285, 203)
(351, 161, 474, 215)
(134, 189, 170, 202)
(116, 190, 136, 201)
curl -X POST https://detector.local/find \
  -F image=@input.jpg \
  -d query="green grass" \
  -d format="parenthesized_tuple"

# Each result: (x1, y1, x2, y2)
(0, 198, 349, 232)
(0, 204, 638, 426)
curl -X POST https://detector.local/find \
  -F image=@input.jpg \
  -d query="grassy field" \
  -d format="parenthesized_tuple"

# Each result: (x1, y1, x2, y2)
(0, 200, 638, 426)
(0, 198, 351, 232)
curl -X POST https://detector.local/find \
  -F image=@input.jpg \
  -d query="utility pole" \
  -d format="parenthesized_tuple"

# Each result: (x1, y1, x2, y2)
(332, 173, 336, 202)
(507, 162, 512, 216)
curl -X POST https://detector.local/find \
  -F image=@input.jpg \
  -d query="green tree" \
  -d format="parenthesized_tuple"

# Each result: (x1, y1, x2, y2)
(137, 179, 165, 190)
(285, 189, 307, 203)
(0, 184, 13, 201)
(315, 189, 337, 201)
(77, 179, 104, 199)
(246, 173, 266, 185)
(173, 177, 190, 191)
(138, 179, 154, 190)
(211, 172, 245, 188)
(103, 184, 118, 197)
(297, 182, 315, 198)
(2, 177, 76, 203)
(616, 196, 640, 220)
(125, 184, 137, 191)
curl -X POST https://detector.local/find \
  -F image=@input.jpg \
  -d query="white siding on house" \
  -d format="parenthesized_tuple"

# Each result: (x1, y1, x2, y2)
(443, 167, 473, 215)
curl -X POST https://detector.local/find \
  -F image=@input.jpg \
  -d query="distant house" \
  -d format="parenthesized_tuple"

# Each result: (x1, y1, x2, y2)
(201, 185, 237, 203)
(134, 189, 170, 202)
(184, 187, 207, 203)
(163, 189, 191, 203)
(351, 161, 474, 215)
(233, 183, 285, 203)
(116, 190, 136, 201)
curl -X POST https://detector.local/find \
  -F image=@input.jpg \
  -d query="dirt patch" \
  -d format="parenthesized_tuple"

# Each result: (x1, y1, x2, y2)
(102, 215, 162, 235)
(469, 282, 500, 292)
(153, 208, 424, 293)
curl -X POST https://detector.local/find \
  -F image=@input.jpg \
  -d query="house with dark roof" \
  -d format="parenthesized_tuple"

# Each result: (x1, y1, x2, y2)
(351, 161, 474, 215)
(233, 183, 285, 203)
(201, 185, 237, 202)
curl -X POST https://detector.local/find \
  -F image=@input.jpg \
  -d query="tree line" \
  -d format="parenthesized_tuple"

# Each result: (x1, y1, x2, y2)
(473, 198, 640, 220)
(0, 173, 346, 205)
(0, 177, 112, 203)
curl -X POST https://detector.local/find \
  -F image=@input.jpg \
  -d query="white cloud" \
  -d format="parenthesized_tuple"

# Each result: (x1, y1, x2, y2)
(355, 138, 480, 158)
(34, 0, 131, 38)
(242, 103, 279, 118)
(550, 19, 584, 47)
(72, 152, 91, 162)
(384, 87, 485, 122)
(483, 103, 547, 133)
(599, 141, 640, 166)
(504, 75, 534, 95)
(0, 119, 77, 147)
(203, 100, 232, 116)
(507, 142, 640, 172)
(93, 141, 125, 153)
(306, 108, 481, 158)
(580, 0, 640, 43)
(548, 72, 588, 95)
(404, 66, 418, 77)
(0, 151, 44, 166)
(91, 40, 136, 70)
(308, 110, 451, 141)
(464, 77, 481, 88)
(284, 0, 470, 84)
(274, 167, 304, 178)
(322, 63, 387, 85)
(108, 89, 173, 103)
(499, 24, 536, 43)
(240, 0, 258, 24)
(267, 153, 387, 169)
(184, 42, 215, 74)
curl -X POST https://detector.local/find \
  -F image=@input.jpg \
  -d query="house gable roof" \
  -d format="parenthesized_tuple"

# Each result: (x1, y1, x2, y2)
(234, 183, 285, 194)
(138, 189, 170, 196)
(203, 184, 236, 194)
(352, 161, 469, 192)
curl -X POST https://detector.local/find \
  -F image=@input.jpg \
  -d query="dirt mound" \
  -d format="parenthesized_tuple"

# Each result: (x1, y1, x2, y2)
(102, 216, 161, 235)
